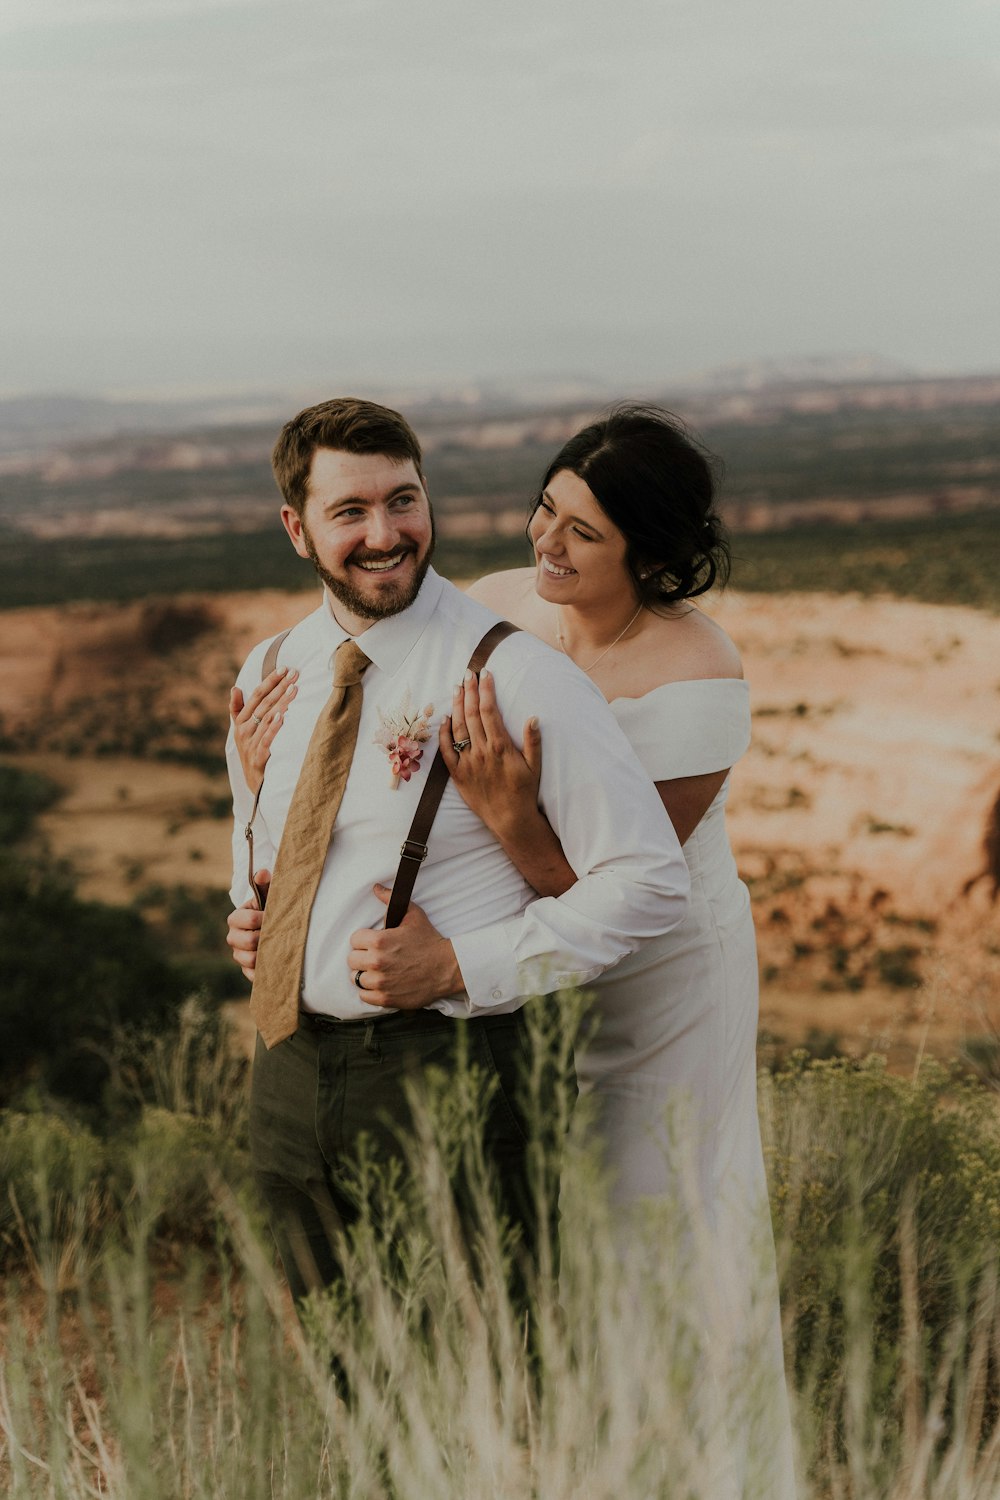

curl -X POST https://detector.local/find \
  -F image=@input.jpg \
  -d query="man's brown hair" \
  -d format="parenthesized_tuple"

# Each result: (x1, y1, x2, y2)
(271, 397, 424, 516)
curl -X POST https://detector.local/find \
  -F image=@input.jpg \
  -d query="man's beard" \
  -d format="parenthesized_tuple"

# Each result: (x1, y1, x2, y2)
(301, 519, 435, 622)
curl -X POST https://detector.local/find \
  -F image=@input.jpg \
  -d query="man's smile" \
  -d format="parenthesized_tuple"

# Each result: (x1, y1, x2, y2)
(353, 551, 411, 573)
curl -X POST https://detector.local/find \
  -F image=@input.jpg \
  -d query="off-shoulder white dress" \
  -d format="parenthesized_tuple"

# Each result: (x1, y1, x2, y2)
(580, 678, 797, 1498)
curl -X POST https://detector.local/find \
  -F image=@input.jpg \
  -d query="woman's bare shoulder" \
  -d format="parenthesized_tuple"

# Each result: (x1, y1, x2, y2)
(642, 605, 744, 685)
(464, 568, 537, 619)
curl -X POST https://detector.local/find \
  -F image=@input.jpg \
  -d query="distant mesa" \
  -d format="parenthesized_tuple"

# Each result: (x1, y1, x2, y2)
(683, 354, 918, 393)
(2, 360, 999, 457)
(0, 392, 291, 453)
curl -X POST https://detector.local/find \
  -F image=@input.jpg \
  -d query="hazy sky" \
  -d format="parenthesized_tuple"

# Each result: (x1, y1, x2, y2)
(2, 0, 998, 396)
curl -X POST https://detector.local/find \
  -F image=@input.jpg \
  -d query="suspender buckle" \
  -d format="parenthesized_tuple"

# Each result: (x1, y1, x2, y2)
(399, 838, 428, 864)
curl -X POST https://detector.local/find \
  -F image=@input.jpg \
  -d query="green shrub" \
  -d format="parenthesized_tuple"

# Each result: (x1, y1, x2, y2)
(733, 509, 1000, 609)
(874, 943, 923, 988)
(116, 1107, 249, 1248)
(0, 1001, 253, 1271)
(109, 996, 250, 1142)
(762, 1055, 1000, 1412)
(0, 761, 63, 843)
(962, 1034, 1000, 1087)
(0, 1110, 108, 1278)
(139, 600, 218, 651)
(0, 859, 188, 1109)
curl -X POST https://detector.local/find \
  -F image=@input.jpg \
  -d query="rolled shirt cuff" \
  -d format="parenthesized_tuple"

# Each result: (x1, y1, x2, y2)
(451, 920, 602, 1015)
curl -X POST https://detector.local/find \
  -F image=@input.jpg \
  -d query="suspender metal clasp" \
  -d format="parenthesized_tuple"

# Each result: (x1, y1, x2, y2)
(399, 838, 428, 864)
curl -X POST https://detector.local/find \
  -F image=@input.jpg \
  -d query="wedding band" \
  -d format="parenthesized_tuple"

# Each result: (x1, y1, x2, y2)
(251, 713, 263, 727)
(353, 969, 366, 990)
(452, 738, 472, 753)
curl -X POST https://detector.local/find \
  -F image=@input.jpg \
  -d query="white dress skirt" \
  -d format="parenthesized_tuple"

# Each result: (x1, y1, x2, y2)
(579, 678, 797, 1498)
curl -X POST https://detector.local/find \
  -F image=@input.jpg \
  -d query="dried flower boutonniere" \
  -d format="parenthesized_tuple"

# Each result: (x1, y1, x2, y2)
(373, 691, 435, 788)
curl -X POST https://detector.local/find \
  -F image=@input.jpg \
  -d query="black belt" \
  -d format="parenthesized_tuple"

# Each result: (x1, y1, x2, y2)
(298, 1008, 520, 1034)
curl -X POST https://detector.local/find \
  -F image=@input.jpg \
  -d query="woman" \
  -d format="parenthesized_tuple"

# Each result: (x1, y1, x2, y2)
(443, 409, 755, 1196)
(232, 405, 795, 1494)
(441, 404, 795, 1496)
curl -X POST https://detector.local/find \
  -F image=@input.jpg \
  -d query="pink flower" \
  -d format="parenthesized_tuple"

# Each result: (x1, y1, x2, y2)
(373, 693, 434, 788)
(389, 735, 424, 783)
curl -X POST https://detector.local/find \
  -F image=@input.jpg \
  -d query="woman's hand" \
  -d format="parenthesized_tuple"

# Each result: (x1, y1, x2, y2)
(439, 669, 576, 897)
(229, 667, 298, 795)
(439, 668, 541, 836)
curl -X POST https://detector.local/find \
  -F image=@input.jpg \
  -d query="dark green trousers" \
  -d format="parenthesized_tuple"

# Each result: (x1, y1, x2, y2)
(249, 1006, 573, 1311)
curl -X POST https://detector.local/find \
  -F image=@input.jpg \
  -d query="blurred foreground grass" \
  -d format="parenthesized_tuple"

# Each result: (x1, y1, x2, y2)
(5, 999, 1000, 1498)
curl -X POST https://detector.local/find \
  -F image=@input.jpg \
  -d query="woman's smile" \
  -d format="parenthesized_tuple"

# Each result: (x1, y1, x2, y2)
(539, 555, 577, 578)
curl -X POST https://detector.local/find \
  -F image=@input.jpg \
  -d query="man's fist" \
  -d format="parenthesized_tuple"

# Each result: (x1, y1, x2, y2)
(226, 870, 269, 981)
(346, 884, 463, 1009)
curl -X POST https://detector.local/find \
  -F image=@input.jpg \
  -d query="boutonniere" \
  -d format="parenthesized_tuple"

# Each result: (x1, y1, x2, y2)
(373, 691, 435, 788)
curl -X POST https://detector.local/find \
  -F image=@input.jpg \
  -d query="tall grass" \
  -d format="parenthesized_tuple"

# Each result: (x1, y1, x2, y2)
(3, 1008, 1000, 1497)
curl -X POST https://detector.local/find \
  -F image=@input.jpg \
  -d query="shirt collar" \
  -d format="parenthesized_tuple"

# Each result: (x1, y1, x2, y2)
(318, 567, 446, 677)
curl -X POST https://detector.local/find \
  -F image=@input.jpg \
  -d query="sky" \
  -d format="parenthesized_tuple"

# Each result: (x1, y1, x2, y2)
(1, 0, 998, 397)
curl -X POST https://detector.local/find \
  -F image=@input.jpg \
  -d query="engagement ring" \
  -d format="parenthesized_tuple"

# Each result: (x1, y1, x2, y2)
(452, 738, 472, 753)
(251, 713, 263, 727)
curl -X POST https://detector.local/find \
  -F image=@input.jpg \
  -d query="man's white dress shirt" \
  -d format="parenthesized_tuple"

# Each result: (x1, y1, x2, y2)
(228, 569, 689, 1021)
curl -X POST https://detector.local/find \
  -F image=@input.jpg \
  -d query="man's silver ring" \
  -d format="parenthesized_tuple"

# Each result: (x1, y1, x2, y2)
(251, 712, 263, 727)
(452, 738, 472, 753)
(353, 969, 366, 990)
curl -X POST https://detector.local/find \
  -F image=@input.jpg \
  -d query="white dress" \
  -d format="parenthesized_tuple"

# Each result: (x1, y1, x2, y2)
(579, 678, 797, 1498)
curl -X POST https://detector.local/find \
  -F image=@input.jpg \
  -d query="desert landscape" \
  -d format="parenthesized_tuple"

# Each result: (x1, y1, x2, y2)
(4, 581, 998, 1070)
(8, 12, 1000, 1486)
(2, 374, 997, 1074)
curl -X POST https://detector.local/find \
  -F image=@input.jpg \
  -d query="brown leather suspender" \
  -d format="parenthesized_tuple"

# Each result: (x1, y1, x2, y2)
(383, 619, 518, 928)
(243, 629, 295, 907)
(260, 628, 292, 681)
(243, 619, 520, 921)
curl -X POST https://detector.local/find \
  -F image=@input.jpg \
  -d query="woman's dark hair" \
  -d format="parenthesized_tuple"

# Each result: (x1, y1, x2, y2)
(530, 404, 730, 607)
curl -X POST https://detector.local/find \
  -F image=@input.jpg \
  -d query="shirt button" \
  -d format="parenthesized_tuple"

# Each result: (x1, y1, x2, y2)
(491, 988, 503, 1000)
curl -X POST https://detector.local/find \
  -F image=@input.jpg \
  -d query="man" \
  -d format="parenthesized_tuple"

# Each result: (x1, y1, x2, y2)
(225, 396, 688, 1312)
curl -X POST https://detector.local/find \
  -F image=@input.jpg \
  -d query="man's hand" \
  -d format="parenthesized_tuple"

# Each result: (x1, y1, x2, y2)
(226, 870, 269, 981)
(347, 884, 464, 1009)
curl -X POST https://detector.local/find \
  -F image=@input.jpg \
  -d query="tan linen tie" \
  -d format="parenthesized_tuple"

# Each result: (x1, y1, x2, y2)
(250, 638, 371, 1048)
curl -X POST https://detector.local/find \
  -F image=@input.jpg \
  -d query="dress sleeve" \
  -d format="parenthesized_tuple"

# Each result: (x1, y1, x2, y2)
(609, 678, 752, 781)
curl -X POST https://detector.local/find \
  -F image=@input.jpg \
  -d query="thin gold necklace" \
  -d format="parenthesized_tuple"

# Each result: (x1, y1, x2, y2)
(556, 602, 644, 673)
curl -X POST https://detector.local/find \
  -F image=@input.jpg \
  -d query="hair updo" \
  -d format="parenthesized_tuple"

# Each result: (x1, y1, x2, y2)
(530, 404, 730, 607)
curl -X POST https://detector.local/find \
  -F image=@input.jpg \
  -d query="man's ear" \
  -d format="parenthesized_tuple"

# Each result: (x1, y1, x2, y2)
(280, 504, 311, 560)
